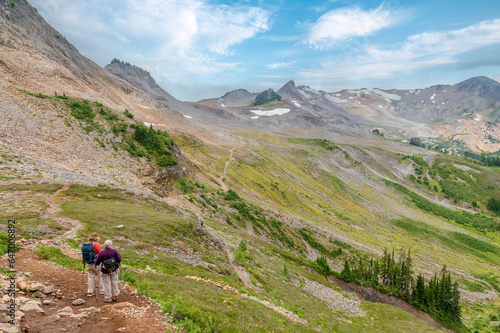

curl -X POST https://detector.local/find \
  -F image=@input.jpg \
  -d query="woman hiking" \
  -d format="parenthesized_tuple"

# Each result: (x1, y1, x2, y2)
(95, 239, 122, 303)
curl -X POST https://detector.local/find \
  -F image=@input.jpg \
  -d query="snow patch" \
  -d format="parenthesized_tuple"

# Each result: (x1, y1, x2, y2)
(137, 104, 151, 109)
(371, 89, 401, 101)
(291, 100, 301, 108)
(250, 108, 290, 116)
(325, 94, 347, 103)
(183, 115, 193, 119)
(474, 114, 480, 121)
(378, 105, 383, 108)
(430, 93, 436, 100)
(220, 103, 225, 107)
(415, 90, 421, 95)
(251, 116, 259, 119)
(143, 122, 152, 127)
(298, 89, 311, 100)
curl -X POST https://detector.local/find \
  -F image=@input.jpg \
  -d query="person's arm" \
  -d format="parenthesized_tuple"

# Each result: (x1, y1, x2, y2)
(95, 252, 103, 266)
(115, 250, 122, 263)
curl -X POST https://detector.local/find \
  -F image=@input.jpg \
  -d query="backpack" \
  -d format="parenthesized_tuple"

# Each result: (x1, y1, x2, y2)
(81, 242, 96, 264)
(102, 258, 120, 274)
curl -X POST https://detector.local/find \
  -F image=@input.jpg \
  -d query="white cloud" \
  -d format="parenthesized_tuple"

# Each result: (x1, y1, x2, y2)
(300, 18, 500, 85)
(31, 0, 270, 77)
(267, 61, 297, 69)
(304, 3, 395, 50)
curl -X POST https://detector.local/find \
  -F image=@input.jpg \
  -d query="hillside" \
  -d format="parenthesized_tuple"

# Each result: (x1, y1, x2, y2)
(0, 2, 500, 333)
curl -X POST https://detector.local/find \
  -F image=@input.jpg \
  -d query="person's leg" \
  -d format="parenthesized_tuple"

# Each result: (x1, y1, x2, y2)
(111, 271, 120, 300)
(97, 264, 104, 294)
(87, 263, 96, 295)
(102, 273, 112, 301)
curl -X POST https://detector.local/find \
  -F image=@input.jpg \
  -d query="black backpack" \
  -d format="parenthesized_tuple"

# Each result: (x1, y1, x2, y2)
(102, 258, 120, 274)
(81, 242, 96, 264)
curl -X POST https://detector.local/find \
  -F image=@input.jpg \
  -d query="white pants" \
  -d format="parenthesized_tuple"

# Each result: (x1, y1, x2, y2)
(87, 263, 104, 294)
(102, 270, 120, 300)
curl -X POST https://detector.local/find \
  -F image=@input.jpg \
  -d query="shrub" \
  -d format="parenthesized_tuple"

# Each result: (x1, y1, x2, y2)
(223, 189, 240, 201)
(124, 109, 134, 119)
(157, 155, 177, 167)
(10, 2, 15, 8)
(70, 101, 94, 120)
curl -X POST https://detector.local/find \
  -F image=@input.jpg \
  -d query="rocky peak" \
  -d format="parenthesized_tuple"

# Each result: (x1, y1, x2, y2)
(455, 76, 500, 100)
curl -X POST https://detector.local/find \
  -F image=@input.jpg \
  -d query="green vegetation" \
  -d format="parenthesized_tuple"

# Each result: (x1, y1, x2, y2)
(10, 2, 15, 8)
(124, 108, 134, 119)
(133, 124, 177, 167)
(34, 246, 82, 270)
(70, 100, 95, 120)
(253, 89, 282, 106)
(0, 182, 62, 194)
(386, 179, 499, 232)
(339, 249, 465, 332)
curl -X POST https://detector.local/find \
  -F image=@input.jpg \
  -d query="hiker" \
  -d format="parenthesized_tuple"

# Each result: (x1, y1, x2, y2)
(95, 239, 122, 303)
(199, 217, 204, 227)
(81, 232, 104, 297)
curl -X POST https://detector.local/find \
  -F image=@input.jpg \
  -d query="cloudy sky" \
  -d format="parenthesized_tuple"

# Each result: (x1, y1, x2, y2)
(31, 0, 500, 101)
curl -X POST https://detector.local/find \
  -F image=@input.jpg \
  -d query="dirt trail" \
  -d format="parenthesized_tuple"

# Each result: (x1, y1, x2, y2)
(1, 179, 308, 331)
(1, 249, 173, 333)
(218, 147, 235, 191)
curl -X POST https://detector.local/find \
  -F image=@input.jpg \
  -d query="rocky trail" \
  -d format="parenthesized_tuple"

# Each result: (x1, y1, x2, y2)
(0, 177, 309, 332)
(0, 248, 173, 333)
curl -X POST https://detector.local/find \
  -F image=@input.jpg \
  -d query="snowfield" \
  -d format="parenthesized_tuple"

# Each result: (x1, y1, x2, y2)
(371, 89, 401, 101)
(325, 94, 347, 103)
(250, 108, 290, 116)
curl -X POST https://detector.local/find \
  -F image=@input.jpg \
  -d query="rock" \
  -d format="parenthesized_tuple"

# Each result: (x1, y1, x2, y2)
(27, 283, 45, 292)
(42, 300, 53, 306)
(31, 291, 46, 299)
(1, 295, 11, 303)
(135, 259, 141, 262)
(48, 313, 61, 322)
(116, 225, 125, 229)
(56, 307, 73, 317)
(78, 306, 95, 312)
(15, 310, 24, 319)
(16, 280, 27, 291)
(19, 301, 45, 314)
(112, 302, 136, 310)
(0, 323, 20, 333)
(41, 286, 56, 294)
(117, 328, 127, 332)
(101, 317, 113, 321)
(72, 299, 85, 306)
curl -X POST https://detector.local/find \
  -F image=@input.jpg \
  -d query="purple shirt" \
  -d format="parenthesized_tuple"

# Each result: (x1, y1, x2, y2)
(95, 247, 122, 268)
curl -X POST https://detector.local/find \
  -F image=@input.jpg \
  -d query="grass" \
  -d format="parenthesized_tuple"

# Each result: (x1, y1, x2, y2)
(34, 246, 82, 271)
(0, 182, 62, 194)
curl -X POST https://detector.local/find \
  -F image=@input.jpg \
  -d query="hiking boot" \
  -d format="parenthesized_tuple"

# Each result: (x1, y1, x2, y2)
(87, 292, 94, 297)
(103, 298, 113, 303)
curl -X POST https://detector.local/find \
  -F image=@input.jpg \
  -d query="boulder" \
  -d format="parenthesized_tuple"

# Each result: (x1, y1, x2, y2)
(27, 283, 44, 292)
(41, 286, 56, 294)
(19, 301, 45, 314)
(0, 323, 20, 333)
(16, 280, 27, 291)
(48, 313, 61, 322)
(112, 302, 136, 310)
(56, 306, 73, 317)
(72, 299, 85, 306)
(42, 300, 53, 306)
(1, 295, 11, 303)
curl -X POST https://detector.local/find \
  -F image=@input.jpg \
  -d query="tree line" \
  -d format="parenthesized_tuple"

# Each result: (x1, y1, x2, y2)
(338, 248, 463, 329)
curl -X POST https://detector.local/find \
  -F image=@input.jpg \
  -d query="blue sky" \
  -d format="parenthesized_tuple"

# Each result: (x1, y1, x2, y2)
(31, 0, 500, 101)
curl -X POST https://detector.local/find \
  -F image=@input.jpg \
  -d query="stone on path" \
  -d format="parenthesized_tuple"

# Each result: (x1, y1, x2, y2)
(19, 301, 45, 314)
(72, 299, 85, 306)
(0, 323, 20, 333)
